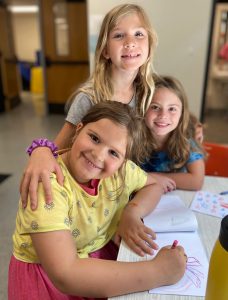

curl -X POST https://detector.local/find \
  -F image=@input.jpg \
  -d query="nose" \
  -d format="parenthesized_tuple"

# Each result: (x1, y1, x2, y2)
(124, 36, 136, 49)
(157, 109, 167, 119)
(92, 145, 106, 162)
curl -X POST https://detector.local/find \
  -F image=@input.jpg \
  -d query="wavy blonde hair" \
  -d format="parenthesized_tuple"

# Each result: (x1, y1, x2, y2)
(153, 75, 204, 170)
(69, 4, 158, 116)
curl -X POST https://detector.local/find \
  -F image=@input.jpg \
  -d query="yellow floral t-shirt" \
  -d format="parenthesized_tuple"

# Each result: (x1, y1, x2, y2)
(13, 157, 147, 262)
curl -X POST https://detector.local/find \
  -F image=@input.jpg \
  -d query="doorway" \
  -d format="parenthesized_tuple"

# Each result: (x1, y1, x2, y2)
(0, 3, 21, 112)
(6, 0, 89, 115)
(39, 0, 89, 114)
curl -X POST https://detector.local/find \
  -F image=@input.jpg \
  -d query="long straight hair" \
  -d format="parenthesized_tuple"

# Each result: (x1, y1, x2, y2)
(69, 4, 158, 116)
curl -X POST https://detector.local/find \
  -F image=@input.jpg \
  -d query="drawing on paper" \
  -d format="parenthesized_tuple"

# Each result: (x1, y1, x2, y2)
(186, 257, 204, 288)
(191, 191, 228, 218)
(150, 257, 205, 294)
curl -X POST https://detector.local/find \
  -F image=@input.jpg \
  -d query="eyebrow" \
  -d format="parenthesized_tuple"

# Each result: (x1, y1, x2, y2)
(152, 102, 181, 107)
(111, 26, 146, 32)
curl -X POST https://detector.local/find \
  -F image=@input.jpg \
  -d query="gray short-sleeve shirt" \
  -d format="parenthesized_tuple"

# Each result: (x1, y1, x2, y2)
(65, 92, 136, 125)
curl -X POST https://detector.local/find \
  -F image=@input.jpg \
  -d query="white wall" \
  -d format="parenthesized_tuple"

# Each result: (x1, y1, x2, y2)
(11, 12, 40, 62)
(87, 0, 213, 118)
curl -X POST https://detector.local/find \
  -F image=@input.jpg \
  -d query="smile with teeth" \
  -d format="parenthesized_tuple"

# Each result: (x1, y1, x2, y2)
(154, 122, 170, 128)
(121, 53, 140, 58)
(84, 155, 102, 170)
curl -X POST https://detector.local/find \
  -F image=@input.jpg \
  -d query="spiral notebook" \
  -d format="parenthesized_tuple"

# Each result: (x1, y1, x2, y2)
(144, 195, 208, 297)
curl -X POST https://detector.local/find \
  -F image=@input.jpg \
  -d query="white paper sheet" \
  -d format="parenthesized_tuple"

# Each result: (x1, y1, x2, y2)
(147, 232, 208, 296)
(144, 195, 198, 232)
(144, 195, 208, 297)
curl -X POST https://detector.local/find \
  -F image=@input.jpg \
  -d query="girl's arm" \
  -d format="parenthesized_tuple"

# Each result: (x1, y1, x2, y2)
(21, 94, 92, 209)
(20, 122, 75, 209)
(152, 159, 205, 191)
(114, 179, 163, 257)
(54, 121, 76, 148)
(148, 173, 176, 193)
(31, 230, 186, 298)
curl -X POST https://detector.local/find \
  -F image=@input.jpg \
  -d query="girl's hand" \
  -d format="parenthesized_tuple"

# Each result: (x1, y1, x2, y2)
(151, 245, 186, 286)
(114, 205, 158, 257)
(20, 147, 64, 210)
(149, 173, 176, 193)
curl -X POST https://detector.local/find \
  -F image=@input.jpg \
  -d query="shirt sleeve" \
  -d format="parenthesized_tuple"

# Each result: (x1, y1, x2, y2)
(65, 92, 93, 125)
(188, 139, 204, 164)
(125, 160, 148, 194)
(187, 151, 204, 164)
(19, 175, 72, 234)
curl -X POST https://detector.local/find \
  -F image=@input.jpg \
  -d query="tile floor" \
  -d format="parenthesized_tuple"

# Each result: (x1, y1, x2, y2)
(0, 93, 227, 299)
(0, 94, 64, 300)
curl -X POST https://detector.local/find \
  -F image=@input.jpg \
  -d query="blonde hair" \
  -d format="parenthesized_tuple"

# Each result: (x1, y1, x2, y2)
(70, 4, 158, 116)
(152, 75, 204, 170)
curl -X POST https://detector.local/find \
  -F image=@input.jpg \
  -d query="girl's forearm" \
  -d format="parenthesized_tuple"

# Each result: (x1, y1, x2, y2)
(54, 122, 76, 149)
(161, 172, 204, 190)
(126, 183, 163, 218)
(32, 228, 185, 298)
(52, 258, 161, 297)
(32, 231, 160, 297)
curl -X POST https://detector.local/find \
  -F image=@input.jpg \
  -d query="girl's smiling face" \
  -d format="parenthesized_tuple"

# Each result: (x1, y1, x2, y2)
(145, 87, 182, 144)
(66, 118, 128, 185)
(103, 12, 149, 73)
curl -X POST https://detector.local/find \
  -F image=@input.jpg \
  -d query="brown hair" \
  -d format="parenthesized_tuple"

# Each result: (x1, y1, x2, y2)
(152, 74, 204, 170)
(78, 101, 155, 198)
(81, 100, 155, 165)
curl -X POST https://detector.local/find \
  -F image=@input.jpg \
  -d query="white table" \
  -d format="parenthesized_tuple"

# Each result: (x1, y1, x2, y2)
(109, 176, 228, 300)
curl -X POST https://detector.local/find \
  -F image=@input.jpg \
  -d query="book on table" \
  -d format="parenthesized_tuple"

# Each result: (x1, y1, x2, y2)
(144, 195, 209, 297)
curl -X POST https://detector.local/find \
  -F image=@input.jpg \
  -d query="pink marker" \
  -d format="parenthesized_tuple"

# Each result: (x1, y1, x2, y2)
(171, 240, 178, 249)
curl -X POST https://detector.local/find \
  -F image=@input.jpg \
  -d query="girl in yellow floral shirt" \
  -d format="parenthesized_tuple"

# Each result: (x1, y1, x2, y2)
(9, 102, 186, 300)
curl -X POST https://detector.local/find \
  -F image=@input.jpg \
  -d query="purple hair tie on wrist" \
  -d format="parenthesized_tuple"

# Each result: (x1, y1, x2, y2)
(26, 138, 58, 158)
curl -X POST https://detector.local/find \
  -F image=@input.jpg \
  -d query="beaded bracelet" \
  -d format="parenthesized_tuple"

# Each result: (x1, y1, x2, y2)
(26, 138, 58, 158)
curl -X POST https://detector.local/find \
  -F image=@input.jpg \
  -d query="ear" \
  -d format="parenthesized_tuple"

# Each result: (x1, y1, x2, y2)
(76, 122, 83, 132)
(102, 46, 110, 59)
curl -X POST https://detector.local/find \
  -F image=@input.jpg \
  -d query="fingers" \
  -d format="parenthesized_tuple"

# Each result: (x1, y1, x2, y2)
(124, 227, 158, 256)
(113, 234, 121, 247)
(175, 245, 184, 253)
(126, 236, 158, 257)
(125, 238, 148, 257)
(173, 246, 188, 263)
(176, 246, 188, 261)
(143, 227, 158, 250)
(144, 226, 156, 240)
(20, 170, 54, 210)
(28, 175, 40, 210)
(163, 179, 176, 193)
(184, 253, 188, 262)
(170, 179, 176, 190)
(40, 172, 53, 204)
(20, 171, 30, 208)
